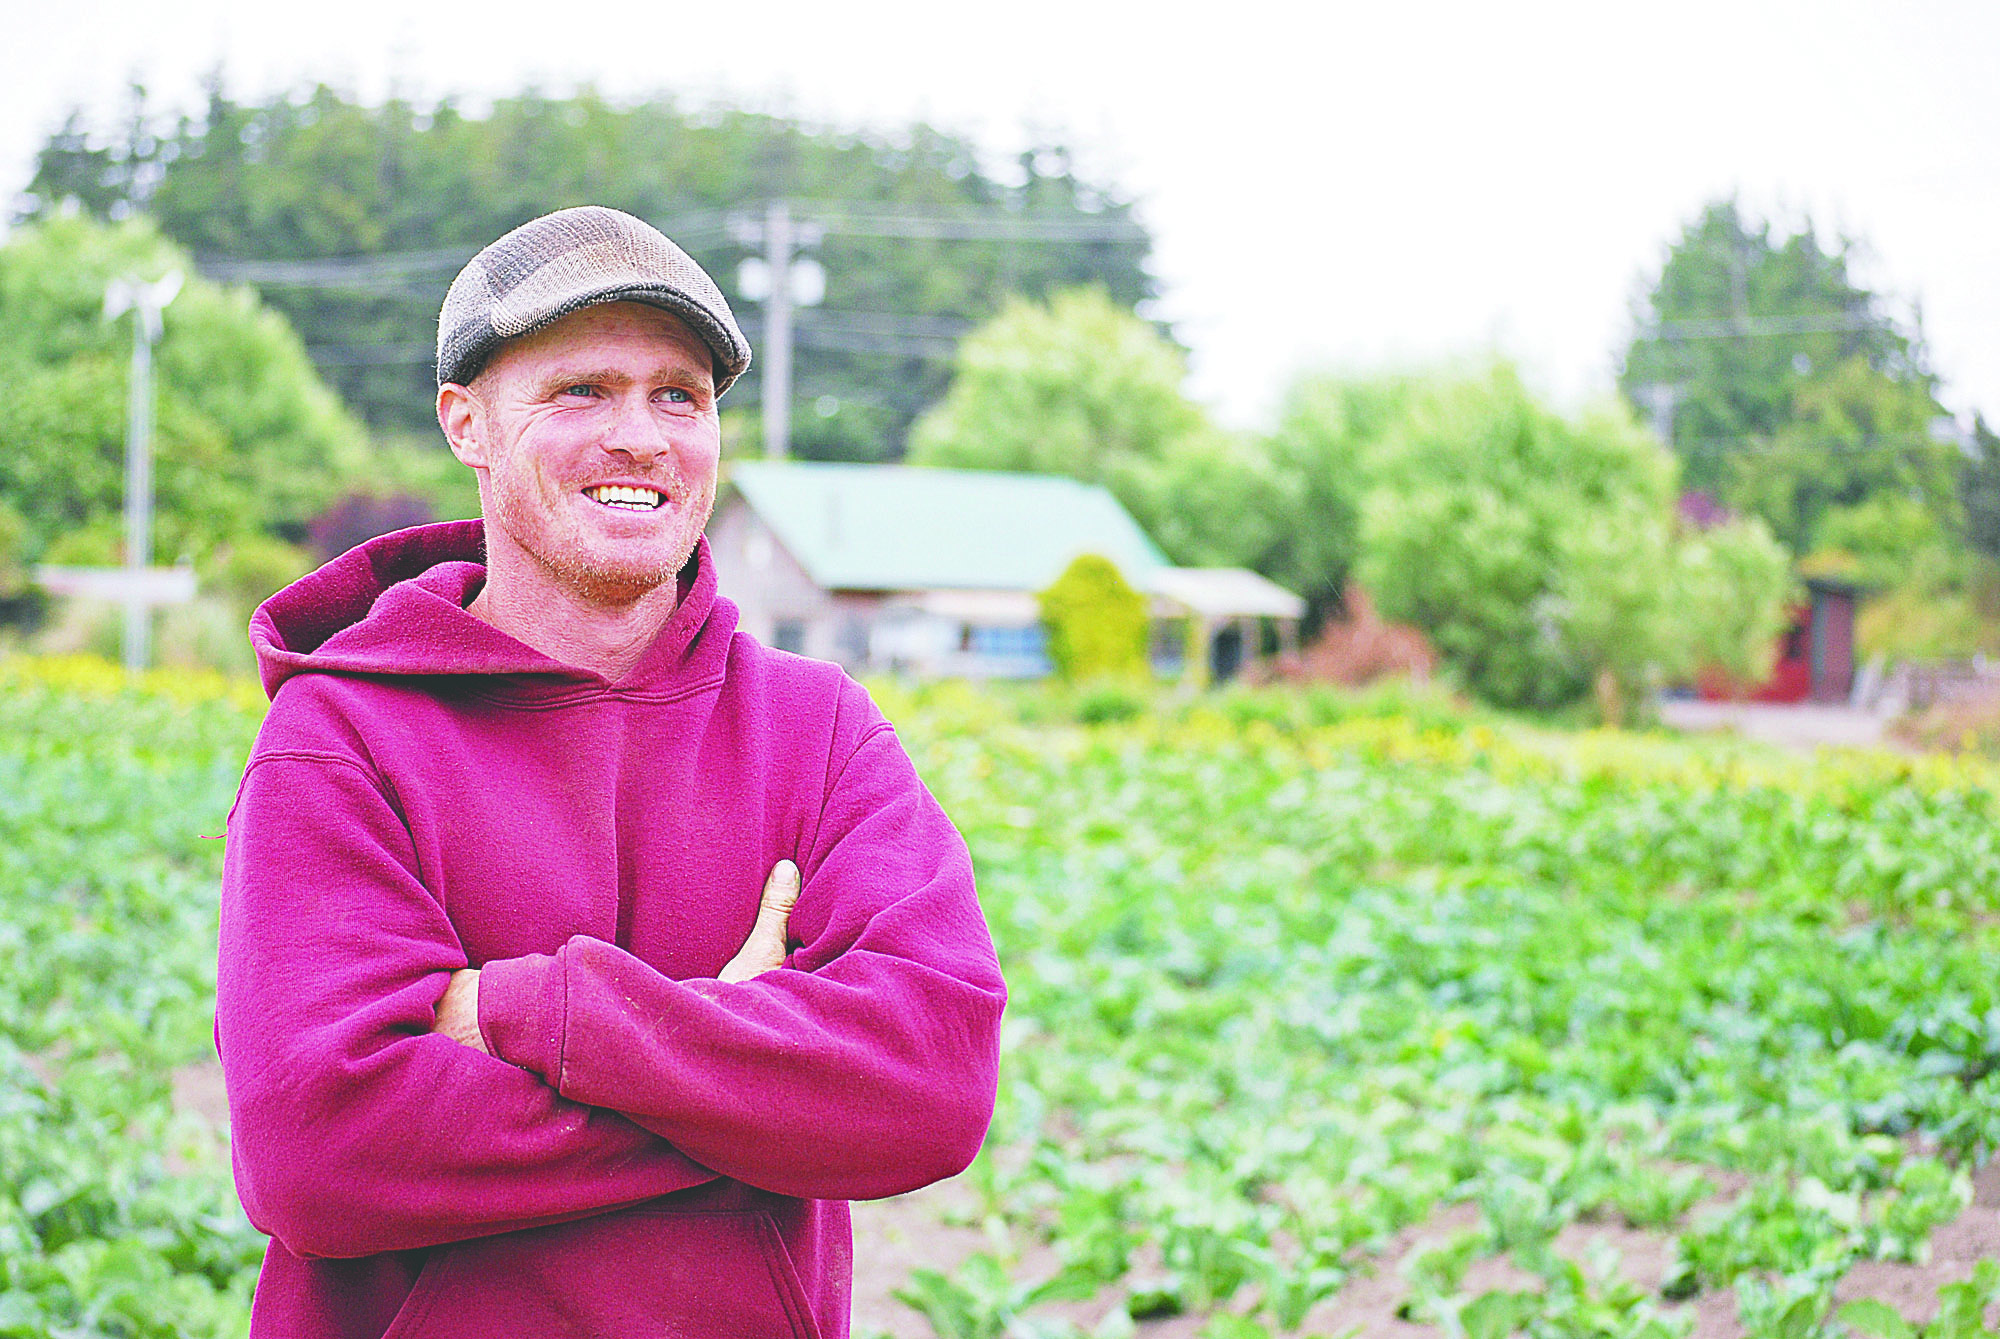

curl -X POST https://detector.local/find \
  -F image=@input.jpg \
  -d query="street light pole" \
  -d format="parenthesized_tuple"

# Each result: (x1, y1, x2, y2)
(105, 270, 182, 673)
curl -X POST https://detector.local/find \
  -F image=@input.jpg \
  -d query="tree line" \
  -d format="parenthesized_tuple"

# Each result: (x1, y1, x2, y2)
(21, 82, 1153, 456)
(910, 202, 1993, 711)
(8, 85, 1995, 702)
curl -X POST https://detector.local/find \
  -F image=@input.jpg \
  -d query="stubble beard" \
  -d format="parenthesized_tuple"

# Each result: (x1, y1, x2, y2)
(490, 472, 716, 609)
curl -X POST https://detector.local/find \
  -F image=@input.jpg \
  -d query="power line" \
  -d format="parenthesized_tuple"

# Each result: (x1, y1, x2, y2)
(205, 200, 1150, 428)
(192, 213, 733, 287)
(305, 341, 436, 366)
(192, 203, 1146, 290)
(302, 309, 975, 368)
(1632, 311, 1900, 342)
(199, 248, 472, 285)
(797, 311, 979, 338)
(793, 327, 961, 359)
(782, 205, 1147, 243)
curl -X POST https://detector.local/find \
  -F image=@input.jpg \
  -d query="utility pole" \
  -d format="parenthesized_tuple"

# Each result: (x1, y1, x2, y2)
(1639, 381, 1681, 445)
(104, 270, 183, 672)
(764, 200, 793, 461)
(732, 203, 825, 461)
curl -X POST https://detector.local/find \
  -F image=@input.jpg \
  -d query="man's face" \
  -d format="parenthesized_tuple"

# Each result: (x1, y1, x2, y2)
(441, 302, 722, 607)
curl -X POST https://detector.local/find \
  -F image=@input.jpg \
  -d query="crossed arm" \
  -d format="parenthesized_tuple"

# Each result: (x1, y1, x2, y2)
(429, 860, 802, 1052)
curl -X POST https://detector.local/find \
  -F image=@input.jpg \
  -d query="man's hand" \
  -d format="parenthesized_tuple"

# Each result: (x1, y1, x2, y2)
(431, 861, 799, 1051)
(433, 967, 486, 1053)
(719, 860, 800, 983)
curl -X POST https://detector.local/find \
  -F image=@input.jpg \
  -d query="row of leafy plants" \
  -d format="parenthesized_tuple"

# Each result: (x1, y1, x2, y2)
(0, 658, 265, 1336)
(877, 680, 2000, 1338)
(1, 661, 1998, 1337)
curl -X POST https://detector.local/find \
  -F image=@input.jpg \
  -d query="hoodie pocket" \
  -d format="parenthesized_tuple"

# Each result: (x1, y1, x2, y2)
(380, 1207, 821, 1339)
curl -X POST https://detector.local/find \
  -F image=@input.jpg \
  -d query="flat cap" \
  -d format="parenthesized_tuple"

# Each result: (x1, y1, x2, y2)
(436, 205, 752, 394)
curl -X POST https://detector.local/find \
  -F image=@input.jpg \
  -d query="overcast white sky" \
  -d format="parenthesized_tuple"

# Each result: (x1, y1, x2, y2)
(5, 0, 1997, 430)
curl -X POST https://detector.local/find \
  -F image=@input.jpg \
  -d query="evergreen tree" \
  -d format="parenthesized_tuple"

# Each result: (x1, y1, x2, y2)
(1618, 200, 1951, 553)
(22, 85, 1156, 457)
(1961, 415, 2000, 564)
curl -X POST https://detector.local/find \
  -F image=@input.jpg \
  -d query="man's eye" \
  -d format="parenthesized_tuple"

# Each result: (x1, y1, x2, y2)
(560, 384, 598, 398)
(661, 388, 693, 404)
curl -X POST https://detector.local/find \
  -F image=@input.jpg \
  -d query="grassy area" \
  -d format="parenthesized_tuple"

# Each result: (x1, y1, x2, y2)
(2, 660, 1999, 1337)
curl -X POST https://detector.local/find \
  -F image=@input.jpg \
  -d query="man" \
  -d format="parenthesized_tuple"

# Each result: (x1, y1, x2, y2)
(217, 205, 1005, 1339)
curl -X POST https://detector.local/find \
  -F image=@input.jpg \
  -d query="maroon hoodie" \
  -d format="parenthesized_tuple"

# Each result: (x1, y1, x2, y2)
(218, 520, 1005, 1339)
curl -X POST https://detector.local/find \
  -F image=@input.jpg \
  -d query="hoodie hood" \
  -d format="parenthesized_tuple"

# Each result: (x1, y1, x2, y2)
(250, 520, 722, 700)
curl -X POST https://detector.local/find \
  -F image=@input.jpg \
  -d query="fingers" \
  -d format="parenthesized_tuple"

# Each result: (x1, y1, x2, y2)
(432, 967, 487, 1053)
(718, 860, 800, 983)
(757, 858, 802, 924)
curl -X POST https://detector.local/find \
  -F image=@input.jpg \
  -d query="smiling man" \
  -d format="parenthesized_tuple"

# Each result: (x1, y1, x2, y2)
(216, 206, 1005, 1339)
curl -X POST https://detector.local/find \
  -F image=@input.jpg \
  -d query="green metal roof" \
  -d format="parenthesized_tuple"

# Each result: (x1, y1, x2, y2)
(724, 461, 1169, 592)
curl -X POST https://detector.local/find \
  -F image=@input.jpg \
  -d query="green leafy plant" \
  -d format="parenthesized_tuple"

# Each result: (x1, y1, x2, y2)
(1038, 554, 1149, 684)
(1840, 1261, 2000, 1339)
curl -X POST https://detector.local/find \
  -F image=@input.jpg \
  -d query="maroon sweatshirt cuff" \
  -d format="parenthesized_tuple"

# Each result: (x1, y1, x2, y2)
(478, 951, 566, 1084)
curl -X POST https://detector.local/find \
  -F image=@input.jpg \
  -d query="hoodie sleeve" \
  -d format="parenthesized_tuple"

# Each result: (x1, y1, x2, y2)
(476, 680, 1007, 1202)
(217, 751, 717, 1260)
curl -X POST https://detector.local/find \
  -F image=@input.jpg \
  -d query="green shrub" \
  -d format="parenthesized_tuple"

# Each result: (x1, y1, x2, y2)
(1074, 680, 1147, 725)
(1038, 554, 1149, 683)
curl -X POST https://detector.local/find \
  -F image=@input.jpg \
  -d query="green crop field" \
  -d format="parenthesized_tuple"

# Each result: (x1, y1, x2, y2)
(3, 659, 1999, 1339)
(0, 659, 265, 1337)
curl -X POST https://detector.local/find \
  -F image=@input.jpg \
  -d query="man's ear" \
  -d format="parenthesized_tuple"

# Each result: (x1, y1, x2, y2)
(438, 382, 488, 467)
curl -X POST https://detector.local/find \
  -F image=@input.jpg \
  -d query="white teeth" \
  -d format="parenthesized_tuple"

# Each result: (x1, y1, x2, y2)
(587, 485, 664, 510)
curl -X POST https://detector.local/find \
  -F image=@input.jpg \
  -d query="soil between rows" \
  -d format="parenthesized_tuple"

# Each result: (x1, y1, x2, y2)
(167, 1059, 2000, 1337)
(848, 1160, 2000, 1339)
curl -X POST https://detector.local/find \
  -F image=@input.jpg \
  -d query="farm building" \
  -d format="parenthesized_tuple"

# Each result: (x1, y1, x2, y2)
(1699, 575, 1863, 704)
(709, 461, 1304, 680)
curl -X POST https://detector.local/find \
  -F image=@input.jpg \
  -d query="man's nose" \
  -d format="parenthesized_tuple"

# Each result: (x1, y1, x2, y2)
(600, 391, 672, 461)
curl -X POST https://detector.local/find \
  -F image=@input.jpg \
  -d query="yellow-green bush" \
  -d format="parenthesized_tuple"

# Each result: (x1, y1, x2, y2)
(1037, 554, 1149, 683)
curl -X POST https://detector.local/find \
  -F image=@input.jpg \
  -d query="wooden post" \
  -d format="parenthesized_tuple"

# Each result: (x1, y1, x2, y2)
(1184, 615, 1212, 690)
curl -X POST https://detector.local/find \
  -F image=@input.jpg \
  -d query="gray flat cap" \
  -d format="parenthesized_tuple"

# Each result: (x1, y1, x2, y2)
(436, 205, 752, 394)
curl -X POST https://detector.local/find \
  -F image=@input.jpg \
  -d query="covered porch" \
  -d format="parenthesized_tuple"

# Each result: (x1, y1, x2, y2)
(1145, 567, 1307, 686)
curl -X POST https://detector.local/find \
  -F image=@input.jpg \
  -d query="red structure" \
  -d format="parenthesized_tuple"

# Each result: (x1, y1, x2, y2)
(1700, 577, 1861, 704)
